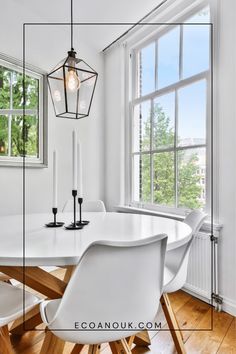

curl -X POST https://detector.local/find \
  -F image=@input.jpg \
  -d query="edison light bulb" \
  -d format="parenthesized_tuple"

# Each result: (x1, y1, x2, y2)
(66, 70, 81, 92)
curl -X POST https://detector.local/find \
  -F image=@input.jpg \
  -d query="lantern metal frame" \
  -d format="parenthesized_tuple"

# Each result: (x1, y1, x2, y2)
(47, 0, 98, 120)
(47, 50, 98, 120)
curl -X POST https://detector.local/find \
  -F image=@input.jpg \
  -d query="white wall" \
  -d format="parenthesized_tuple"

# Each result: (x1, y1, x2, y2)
(0, 2, 105, 216)
(104, 44, 125, 211)
(104, 0, 236, 315)
(217, 0, 236, 316)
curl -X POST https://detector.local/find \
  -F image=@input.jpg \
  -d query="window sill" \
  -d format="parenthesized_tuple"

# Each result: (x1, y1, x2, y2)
(0, 161, 48, 168)
(115, 205, 222, 233)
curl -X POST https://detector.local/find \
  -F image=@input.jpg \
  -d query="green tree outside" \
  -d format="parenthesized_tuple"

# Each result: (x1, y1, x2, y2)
(0, 65, 39, 157)
(140, 104, 203, 209)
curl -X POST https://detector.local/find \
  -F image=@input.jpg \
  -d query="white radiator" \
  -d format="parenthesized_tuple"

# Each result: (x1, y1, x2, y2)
(184, 225, 221, 310)
(184, 231, 212, 301)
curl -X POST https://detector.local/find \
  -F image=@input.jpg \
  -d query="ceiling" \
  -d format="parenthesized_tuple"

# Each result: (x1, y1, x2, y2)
(0, 0, 166, 71)
(1, 0, 165, 50)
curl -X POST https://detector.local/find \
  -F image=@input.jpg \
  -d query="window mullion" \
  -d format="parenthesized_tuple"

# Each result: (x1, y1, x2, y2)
(174, 89, 178, 208)
(132, 70, 209, 106)
(150, 99, 154, 204)
(8, 71, 13, 157)
(179, 24, 183, 80)
(155, 40, 158, 91)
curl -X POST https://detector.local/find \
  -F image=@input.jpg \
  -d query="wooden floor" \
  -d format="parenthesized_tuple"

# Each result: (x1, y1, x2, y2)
(10, 269, 236, 354)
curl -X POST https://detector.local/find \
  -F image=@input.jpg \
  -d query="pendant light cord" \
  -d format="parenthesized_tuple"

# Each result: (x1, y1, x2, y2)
(71, 0, 74, 50)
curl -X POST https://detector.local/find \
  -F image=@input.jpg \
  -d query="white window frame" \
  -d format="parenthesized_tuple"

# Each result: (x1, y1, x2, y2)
(124, 1, 213, 216)
(0, 53, 48, 167)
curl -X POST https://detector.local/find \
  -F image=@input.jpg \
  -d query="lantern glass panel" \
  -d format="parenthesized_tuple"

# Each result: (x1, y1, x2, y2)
(77, 75, 97, 115)
(48, 67, 66, 116)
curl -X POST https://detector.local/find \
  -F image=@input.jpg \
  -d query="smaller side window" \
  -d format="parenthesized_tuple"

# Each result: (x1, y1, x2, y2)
(0, 56, 47, 167)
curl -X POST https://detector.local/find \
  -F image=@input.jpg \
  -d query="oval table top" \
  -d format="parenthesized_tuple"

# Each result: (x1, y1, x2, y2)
(0, 212, 192, 266)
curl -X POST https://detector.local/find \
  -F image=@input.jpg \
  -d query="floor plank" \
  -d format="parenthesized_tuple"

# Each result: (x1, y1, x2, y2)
(218, 318, 236, 354)
(175, 296, 210, 342)
(168, 291, 192, 313)
(185, 308, 233, 354)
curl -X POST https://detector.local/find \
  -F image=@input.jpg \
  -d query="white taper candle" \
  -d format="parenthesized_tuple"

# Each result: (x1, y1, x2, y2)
(78, 141, 83, 198)
(72, 130, 77, 190)
(52, 150, 57, 208)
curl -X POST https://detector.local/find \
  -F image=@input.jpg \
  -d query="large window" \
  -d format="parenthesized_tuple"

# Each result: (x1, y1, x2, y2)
(0, 56, 47, 166)
(129, 7, 210, 212)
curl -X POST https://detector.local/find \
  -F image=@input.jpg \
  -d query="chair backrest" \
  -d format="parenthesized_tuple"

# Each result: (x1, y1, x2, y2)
(46, 234, 167, 344)
(184, 209, 207, 235)
(62, 199, 106, 212)
(164, 210, 207, 293)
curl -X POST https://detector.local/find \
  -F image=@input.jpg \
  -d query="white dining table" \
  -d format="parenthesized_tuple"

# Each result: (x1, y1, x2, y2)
(0, 212, 192, 267)
(0, 212, 191, 353)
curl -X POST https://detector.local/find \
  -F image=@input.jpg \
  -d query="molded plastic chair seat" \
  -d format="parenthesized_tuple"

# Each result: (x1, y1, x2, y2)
(0, 281, 41, 353)
(40, 234, 167, 350)
(0, 281, 40, 327)
(62, 199, 106, 213)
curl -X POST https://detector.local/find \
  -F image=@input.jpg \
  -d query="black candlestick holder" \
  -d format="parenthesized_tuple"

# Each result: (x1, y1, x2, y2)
(65, 190, 83, 230)
(76, 197, 90, 226)
(45, 208, 64, 228)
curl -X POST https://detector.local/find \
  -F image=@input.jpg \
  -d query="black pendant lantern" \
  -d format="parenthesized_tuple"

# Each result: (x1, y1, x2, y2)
(47, 0, 98, 119)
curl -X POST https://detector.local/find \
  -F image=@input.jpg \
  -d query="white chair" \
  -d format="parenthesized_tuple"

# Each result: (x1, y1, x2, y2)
(62, 199, 106, 213)
(160, 210, 207, 354)
(164, 210, 207, 293)
(40, 234, 167, 353)
(0, 281, 40, 353)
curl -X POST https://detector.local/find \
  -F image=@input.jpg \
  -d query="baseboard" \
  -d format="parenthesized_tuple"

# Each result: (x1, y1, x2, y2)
(183, 286, 212, 305)
(183, 286, 236, 317)
(222, 296, 236, 316)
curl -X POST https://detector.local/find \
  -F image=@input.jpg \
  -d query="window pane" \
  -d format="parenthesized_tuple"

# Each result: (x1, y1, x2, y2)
(25, 76, 39, 109)
(11, 115, 38, 157)
(133, 154, 151, 203)
(178, 147, 206, 209)
(183, 9, 210, 78)
(153, 92, 175, 150)
(138, 43, 155, 97)
(178, 80, 206, 147)
(153, 152, 175, 206)
(158, 27, 180, 89)
(133, 101, 151, 152)
(12, 72, 39, 109)
(0, 67, 10, 109)
(0, 115, 8, 155)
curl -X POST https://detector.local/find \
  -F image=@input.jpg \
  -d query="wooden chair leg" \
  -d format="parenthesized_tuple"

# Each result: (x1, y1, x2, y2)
(126, 335, 135, 348)
(40, 330, 65, 354)
(172, 305, 184, 340)
(63, 266, 75, 283)
(71, 344, 85, 353)
(10, 304, 41, 335)
(161, 294, 186, 354)
(88, 344, 101, 354)
(109, 339, 132, 353)
(0, 325, 14, 354)
(133, 330, 151, 347)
